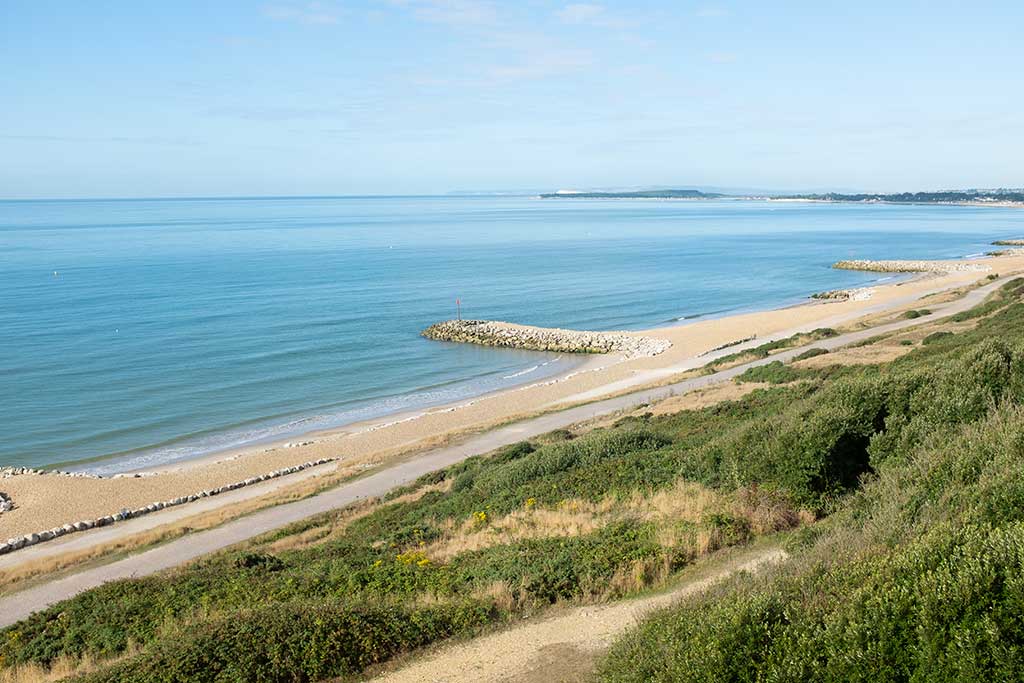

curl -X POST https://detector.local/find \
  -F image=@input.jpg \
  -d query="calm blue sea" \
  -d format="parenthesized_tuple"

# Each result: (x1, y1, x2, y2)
(1, 196, 1020, 473)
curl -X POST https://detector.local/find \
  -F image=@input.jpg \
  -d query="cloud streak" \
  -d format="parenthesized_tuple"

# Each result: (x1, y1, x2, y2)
(386, 0, 497, 27)
(262, 2, 342, 25)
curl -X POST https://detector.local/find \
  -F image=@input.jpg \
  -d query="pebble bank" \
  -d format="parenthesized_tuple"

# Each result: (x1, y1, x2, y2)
(422, 320, 671, 358)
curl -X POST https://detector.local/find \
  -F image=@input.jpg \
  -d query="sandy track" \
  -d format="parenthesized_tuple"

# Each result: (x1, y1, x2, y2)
(371, 546, 787, 683)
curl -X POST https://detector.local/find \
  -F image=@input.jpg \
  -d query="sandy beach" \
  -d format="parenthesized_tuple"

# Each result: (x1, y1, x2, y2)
(4, 252, 1024, 546)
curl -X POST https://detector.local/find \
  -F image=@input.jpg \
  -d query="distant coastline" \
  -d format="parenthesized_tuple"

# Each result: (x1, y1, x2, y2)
(538, 188, 1024, 207)
(538, 189, 722, 199)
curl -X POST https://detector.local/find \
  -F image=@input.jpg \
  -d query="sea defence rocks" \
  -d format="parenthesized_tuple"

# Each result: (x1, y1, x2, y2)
(0, 457, 337, 557)
(811, 287, 873, 302)
(1, 466, 103, 479)
(993, 239, 1024, 246)
(422, 320, 671, 358)
(833, 259, 990, 274)
(0, 492, 12, 514)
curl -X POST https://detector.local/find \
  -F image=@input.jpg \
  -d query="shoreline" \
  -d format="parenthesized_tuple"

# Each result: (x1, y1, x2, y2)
(3, 251, 1024, 545)
(53, 272, 910, 477)
(56, 351, 587, 477)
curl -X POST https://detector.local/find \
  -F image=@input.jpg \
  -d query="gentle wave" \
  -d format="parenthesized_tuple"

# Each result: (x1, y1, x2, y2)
(76, 355, 575, 475)
(500, 356, 562, 380)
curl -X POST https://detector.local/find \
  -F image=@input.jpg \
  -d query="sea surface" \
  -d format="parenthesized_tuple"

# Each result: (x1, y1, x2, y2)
(1, 196, 1021, 473)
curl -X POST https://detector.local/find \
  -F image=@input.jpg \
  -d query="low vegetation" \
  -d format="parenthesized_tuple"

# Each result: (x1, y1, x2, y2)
(3, 280, 1024, 682)
(793, 347, 828, 361)
(704, 328, 837, 370)
(600, 279, 1024, 682)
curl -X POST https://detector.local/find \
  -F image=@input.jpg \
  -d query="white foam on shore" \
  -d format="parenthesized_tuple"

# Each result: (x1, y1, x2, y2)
(503, 365, 540, 379)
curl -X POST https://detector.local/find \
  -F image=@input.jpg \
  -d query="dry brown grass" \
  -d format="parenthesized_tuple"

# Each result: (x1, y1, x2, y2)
(418, 480, 798, 572)
(795, 343, 913, 368)
(0, 644, 140, 683)
(644, 381, 764, 416)
(263, 480, 453, 554)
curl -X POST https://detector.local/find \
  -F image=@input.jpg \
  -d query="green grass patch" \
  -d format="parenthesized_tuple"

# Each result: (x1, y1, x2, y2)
(793, 347, 829, 361)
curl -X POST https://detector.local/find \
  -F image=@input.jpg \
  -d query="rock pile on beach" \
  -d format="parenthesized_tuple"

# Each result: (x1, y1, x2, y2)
(833, 259, 990, 273)
(1, 466, 104, 479)
(0, 492, 12, 514)
(993, 239, 1024, 246)
(422, 320, 671, 358)
(0, 457, 338, 557)
(811, 287, 873, 302)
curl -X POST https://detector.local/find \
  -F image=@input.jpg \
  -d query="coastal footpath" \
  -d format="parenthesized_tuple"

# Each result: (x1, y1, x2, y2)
(422, 319, 671, 358)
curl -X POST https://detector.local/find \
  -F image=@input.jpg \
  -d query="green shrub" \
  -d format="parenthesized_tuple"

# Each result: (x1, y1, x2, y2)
(794, 347, 829, 361)
(74, 601, 496, 683)
(736, 361, 799, 384)
(922, 331, 954, 345)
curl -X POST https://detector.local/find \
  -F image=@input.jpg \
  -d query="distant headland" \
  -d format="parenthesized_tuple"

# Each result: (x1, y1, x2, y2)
(538, 187, 1024, 206)
(538, 189, 722, 199)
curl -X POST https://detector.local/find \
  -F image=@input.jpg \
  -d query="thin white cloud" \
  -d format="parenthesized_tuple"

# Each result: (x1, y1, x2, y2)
(696, 5, 729, 18)
(387, 0, 497, 27)
(555, 3, 631, 29)
(485, 48, 593, 82)
(706, 51, 739, 64)
(263, 2, 341, 25)
(556, 3, 604, 24)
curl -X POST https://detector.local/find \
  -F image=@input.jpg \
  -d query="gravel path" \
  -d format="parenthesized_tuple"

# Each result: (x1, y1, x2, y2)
(0, 275, 1009, 626)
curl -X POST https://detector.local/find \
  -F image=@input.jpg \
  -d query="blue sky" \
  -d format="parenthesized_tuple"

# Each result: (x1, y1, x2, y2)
(2, 1, 1023, 197)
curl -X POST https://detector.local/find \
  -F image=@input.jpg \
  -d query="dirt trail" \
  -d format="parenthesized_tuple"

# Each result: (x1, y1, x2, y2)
(371, 546, 786, 683)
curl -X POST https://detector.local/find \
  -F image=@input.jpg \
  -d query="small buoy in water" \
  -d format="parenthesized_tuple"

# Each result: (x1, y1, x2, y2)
(53, 271, 59, 277)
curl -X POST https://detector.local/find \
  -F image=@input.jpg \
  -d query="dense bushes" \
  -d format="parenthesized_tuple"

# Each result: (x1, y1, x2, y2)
(735, 360, 799, 383)
(601, 520, 1024, 683)
(76, 601, 496, 683)
(599, 299, 1024, 682)
(603, 422, 1024, 681)
(793, 347, 828, 361)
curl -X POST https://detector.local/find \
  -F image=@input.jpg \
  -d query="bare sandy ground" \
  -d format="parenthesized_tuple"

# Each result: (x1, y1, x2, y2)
(3, 253, 1023, 542)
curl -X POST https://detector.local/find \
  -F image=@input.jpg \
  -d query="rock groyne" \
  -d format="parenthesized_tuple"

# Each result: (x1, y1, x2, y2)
(993, 239, 1024, 246)
(0, 457, 337, 557)
(2, 466, 103, 480)
(422, 320, 671, 358)
(833, 259, 990, 274)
